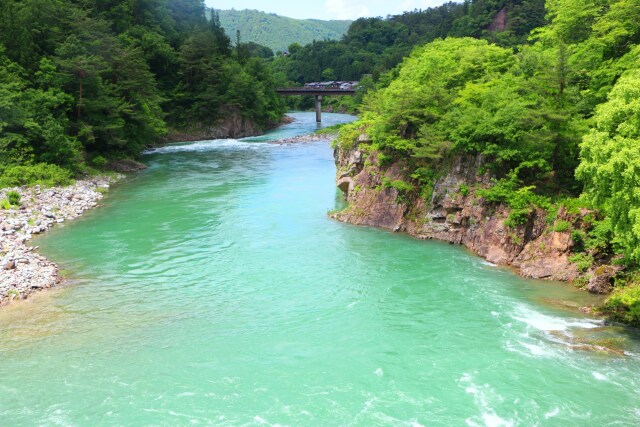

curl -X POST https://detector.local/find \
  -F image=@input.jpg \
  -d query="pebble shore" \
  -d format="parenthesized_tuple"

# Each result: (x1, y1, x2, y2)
(0, 175, 122, 306)
(271, 133, 338, 144)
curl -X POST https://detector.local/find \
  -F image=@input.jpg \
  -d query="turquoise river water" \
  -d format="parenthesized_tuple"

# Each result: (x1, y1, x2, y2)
(1, 112, 640, 426)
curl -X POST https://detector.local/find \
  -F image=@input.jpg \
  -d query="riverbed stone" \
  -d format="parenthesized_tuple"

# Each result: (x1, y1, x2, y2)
(0, 174, 122, 306)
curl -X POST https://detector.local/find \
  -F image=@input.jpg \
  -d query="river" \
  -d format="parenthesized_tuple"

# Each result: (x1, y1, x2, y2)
(1, 112, 639, 426)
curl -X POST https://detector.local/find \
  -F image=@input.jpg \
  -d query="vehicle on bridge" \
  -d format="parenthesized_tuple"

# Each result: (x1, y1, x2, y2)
(277, 81, 359, 122)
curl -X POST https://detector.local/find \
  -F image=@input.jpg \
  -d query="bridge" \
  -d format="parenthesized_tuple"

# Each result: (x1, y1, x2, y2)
(276, 86, 356, 123)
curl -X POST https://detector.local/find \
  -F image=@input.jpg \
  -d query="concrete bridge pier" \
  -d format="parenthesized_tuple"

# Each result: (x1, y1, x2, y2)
(275, 87, 355, 123)
(315, 95, 322, 123)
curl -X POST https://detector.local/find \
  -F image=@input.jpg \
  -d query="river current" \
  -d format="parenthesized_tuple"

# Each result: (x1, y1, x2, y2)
(1, 112, 639, 426)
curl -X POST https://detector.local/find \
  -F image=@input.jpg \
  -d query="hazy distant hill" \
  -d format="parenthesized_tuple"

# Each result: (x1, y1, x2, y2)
(216, 9, 352, 53)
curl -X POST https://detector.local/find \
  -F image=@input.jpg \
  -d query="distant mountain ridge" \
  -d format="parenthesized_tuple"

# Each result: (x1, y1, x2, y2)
(216, 9, 352, 53)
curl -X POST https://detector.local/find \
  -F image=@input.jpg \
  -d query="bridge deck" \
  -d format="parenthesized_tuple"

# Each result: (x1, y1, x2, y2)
(276, 88, 356, 96)
(276, 87, 355, 122)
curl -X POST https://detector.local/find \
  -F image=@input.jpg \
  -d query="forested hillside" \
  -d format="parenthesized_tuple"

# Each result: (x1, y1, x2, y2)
(216, 9, 351, 53)
(0, 0, 284, 184)
(334, 0, 640, 323)
(274, 0, 546, 84)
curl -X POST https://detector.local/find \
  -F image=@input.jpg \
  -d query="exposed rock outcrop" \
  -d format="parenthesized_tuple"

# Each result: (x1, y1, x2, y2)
(332, 139, 606, 284)
(489, 7, 508, 33)
(108, 159, 147, 173)
(160, 108, 286, 144)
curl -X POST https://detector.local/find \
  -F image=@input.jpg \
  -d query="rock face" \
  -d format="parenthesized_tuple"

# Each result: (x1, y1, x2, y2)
(489, 7, 508, 33)
(333, 140, 587, 283)
(108, 159, 148, 173)
(161, 108, 271, 143)
(0, 175, 121, 306)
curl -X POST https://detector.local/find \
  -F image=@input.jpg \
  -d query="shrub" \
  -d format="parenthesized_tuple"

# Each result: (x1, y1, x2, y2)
(554, 220, 571, 232)
(420, 182, 435, 203)
(91, 155, 108, 169)
(459, 184, 470, 197)
(559, 197, 584, 215)
(6, 191, 21, 206)
(546, 204, 560, 225)
(478, 177, 550, 228)
(0, 163, 73, 188)
(573, 275, 591, 289)
(382, 177, 414, 193)
(0, 199, 10, 210)
(570, 229, 586, 252)
(377, 153, 392, 167)
(586, 218, 614, 253)
(605, 280, 640, 325)
(569, 253, 594, 272)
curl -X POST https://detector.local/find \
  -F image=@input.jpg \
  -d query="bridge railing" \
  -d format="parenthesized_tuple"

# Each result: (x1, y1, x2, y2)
(276, 87, 356, 95)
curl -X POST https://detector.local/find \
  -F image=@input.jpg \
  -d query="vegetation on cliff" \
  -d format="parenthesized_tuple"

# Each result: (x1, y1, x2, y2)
(334, 0, 640, 324)
(0, 0, 284, 183)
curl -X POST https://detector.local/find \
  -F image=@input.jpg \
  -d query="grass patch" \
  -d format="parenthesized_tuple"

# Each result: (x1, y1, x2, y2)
(316, 123, 345, 135)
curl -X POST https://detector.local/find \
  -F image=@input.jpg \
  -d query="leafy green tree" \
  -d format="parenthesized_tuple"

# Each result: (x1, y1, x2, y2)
(577, 68, 640, 262)
(0, 50, 80, 168)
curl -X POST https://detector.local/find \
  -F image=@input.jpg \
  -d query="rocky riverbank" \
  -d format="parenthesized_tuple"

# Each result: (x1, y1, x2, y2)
(0, 175, 122, 306)
(332, 136, 619, 298)
(271, 132, 338, 145)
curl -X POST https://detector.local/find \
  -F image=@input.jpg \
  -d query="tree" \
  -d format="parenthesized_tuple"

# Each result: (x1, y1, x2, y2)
(577, 67, 640, 262)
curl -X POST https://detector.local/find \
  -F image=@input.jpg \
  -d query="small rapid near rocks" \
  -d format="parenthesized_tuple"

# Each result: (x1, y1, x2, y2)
(1, 113, 639, 426)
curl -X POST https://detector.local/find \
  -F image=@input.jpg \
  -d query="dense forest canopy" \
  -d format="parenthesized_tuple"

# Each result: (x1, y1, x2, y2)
(0, 0, 284, 179)
(215, 9, 351, 53)
(273, 0, 546, 84)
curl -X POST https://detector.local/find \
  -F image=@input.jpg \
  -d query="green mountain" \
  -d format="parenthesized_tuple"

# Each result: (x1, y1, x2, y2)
(216, 9, 351, 53)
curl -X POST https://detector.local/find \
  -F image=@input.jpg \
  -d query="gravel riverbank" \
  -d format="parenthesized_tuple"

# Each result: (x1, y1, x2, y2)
(0, 175, 122, 306)
(271, 133, 338, 144)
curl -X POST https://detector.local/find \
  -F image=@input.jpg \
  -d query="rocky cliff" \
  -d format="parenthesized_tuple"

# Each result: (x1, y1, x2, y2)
(161, 109, 282, 144)
(333, 137, 618, 293)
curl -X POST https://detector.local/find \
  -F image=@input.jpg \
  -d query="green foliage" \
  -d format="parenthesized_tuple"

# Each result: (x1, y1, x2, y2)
(215, 9, 351, 53)
(334, 121, 367, 149)
(459, 184, 470, 197)
(605, 277, 640, 325)
(554, 220, 571, 232)
(91, 155, 108, 169)
(570, 229, 586, 252)
(478, 176, 550, 228)
(586, 217, 614, 253)
(274, 0, 546, 84)
(6, 191, 21, 206)
(0, 163, 73, 188)
(382, 178, 414, 193)
(315, 124, 345, 135)
(0, 0, 285, 175)
(577, 68, 640, 263)
(569, 253, 594, 272)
